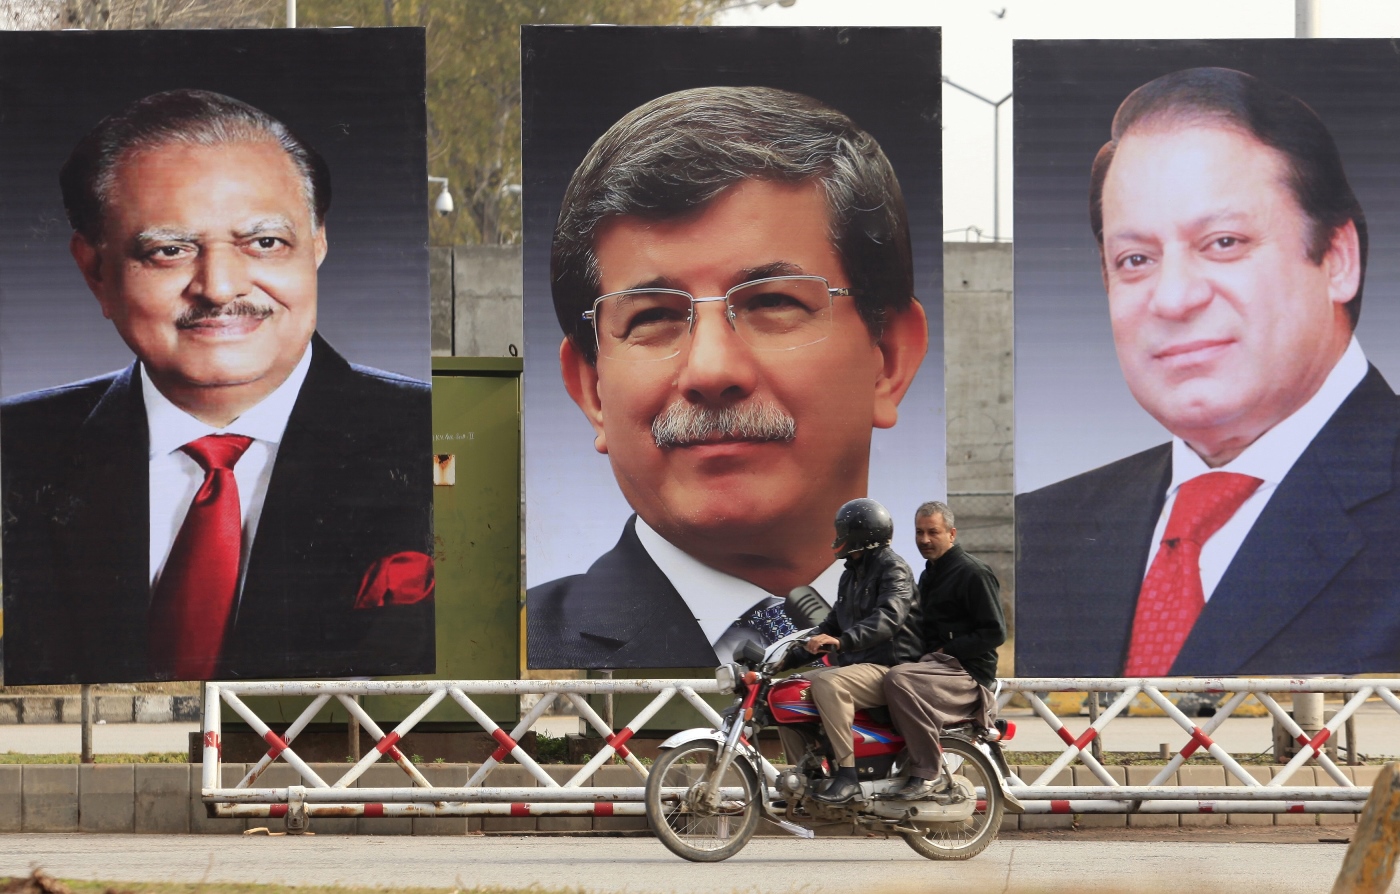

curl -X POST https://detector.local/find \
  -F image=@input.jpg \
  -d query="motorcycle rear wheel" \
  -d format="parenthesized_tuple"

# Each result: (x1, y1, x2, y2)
(645, 740, 760, 863)
(900, 736, 1004, 861)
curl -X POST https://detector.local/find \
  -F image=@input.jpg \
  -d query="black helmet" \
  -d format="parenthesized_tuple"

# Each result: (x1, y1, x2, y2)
(831, 498, 893, 559)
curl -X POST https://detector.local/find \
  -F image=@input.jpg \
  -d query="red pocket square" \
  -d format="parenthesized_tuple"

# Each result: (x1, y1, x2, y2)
(354, 551, 435, 608)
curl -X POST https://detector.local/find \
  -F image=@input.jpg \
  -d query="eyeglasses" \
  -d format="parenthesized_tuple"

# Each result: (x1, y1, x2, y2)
(582, 275, 853, 362)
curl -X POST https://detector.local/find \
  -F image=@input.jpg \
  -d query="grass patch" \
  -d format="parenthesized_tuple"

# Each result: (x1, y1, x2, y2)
(0, 752, 188, 765)
(4, 870, 561, 893)
(534, 733, 568, 764)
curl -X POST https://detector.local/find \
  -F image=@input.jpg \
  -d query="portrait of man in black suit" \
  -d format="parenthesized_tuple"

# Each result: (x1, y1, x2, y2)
(1, 82, 434, 685)
(526, 73, 936, 669)
(1016, 63, 1400, 677)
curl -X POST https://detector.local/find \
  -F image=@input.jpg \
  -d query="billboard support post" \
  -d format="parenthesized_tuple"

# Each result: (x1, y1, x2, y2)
(79, 685, 93, 764)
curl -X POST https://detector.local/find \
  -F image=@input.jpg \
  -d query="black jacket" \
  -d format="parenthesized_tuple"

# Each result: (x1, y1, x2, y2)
(817, 545, 920, 667)
(917, 544, 1005, 687)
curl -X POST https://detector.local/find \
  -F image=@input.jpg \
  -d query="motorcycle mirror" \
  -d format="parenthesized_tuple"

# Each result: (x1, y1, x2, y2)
(785, 586, 831, 627)
(736, 639, 767, 667)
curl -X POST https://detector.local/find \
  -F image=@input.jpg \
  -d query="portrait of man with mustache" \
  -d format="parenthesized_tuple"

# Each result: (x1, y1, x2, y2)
(526, 83, 930, 669)
(1, 87, 434, 684)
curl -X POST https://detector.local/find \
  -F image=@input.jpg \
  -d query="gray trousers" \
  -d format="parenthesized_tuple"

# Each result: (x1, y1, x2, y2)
(882, 653, 996, 779)
(779, 663, 890, 768)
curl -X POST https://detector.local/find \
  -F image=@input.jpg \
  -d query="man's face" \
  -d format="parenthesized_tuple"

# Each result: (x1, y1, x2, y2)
(914, 512, 955, 561)
(1100, 123, 1358, 461)
(562, 179, 921, 553)
(74, 139, 326, 399)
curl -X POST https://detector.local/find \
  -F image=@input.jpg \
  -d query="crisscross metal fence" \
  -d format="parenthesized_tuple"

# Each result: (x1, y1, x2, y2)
(202, 676, 1399, 824)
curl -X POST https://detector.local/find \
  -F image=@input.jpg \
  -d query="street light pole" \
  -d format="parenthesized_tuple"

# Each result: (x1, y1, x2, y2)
(943, 76, 1012, 241)
(1295, 0, 1318, 37)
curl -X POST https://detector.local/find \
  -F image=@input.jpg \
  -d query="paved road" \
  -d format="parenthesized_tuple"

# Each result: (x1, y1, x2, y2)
(0, 833, 1382, 893)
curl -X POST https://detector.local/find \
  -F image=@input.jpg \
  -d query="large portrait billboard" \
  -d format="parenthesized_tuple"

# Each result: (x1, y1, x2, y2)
(522, 26, 944, 669)
(0, 30, 435, 684)
(1014, 40, 1400, 677)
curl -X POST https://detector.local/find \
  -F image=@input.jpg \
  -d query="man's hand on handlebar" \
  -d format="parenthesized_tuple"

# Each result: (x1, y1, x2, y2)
(804, 633, 841, 655)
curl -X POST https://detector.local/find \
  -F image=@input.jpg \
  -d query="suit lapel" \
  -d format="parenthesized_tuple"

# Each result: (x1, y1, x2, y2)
(1083, 446, 1171, 673)
(572, 516, 716, 667)
(67, 365, 151, 678)
(234, 335, 362, 641)
(1175, 367, 1398, 673)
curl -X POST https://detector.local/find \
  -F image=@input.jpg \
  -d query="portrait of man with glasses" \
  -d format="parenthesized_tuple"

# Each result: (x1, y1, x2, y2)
(526, 80, 931, 668)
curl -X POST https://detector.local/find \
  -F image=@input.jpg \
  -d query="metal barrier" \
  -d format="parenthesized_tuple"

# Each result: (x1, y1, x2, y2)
(201, 675, 761, 822)
(202, 675, 1399, 824)
(998, 678, 1398, 815)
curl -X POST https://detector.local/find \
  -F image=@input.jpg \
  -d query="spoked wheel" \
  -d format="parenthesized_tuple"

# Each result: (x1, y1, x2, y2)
(644, 740, 761, 863)
(901, 736, 1004, 861)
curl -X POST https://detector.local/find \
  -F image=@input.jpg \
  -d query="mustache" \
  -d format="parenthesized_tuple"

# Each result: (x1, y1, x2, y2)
(651, 399, 797, 448)
(175, 300, 275, 329)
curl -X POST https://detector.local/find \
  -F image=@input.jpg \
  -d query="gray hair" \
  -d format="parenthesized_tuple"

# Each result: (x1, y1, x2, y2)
(916, 500, 953, 528)
(60, 89, 331, 242)
(551, 85, 914, 363)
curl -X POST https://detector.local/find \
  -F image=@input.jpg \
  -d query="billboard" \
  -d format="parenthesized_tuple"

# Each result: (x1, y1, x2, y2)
(1014, 40, 1400, 676)
(0, 29, 435, 684)
(522, 26, 944, 669)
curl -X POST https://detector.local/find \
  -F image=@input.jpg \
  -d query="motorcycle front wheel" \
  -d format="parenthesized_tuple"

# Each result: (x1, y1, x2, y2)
(901, 736, 1004, 861)
(644, 740, 761, 863)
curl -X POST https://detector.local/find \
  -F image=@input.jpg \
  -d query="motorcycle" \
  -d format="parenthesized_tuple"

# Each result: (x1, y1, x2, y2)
(643, 631, 1022, 863)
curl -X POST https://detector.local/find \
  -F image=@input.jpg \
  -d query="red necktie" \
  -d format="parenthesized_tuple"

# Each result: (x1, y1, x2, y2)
(1123, 471, 1263, 676)
(149, 434, 254, 680)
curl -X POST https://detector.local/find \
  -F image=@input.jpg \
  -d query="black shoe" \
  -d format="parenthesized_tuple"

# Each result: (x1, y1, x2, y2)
(814, 777, 863, 804)
(889, 774, 944, 801)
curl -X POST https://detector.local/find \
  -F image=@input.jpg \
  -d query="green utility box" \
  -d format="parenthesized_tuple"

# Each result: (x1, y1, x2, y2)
(234, 357, 522, 728)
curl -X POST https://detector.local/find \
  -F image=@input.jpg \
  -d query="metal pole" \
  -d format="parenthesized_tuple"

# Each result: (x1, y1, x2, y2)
(1295, 0, 1318, 38)
(943, 77, 1012, 241)
(348, 694, 362, 761)
(992, 110, 1000, 240)
(599, 669, 614, 731)
(1087, 690, 1104, 764)
(286, 0, 295, 28)
(80, 684, 93, 764)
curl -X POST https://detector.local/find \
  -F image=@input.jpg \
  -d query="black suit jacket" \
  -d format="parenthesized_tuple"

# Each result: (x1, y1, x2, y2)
(527, 515, 718, 669)
(1, 334, 434, 684)
(1016, 366, 1400, 677)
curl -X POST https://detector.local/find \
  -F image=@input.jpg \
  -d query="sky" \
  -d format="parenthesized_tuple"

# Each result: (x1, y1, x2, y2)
(718, 0, 1400, 240)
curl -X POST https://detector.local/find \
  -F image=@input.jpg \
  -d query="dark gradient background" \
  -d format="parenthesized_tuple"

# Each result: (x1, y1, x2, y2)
(521, 26, 944, 590)
(0, 29, 430, 399)
(1014, 40, 1400, 494)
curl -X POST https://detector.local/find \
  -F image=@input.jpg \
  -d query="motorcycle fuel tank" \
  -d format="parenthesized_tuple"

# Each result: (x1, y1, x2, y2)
(768, 676, 904, 757)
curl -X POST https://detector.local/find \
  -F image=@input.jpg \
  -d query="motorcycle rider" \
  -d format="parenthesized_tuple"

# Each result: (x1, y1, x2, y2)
(882, 501, 1006, 800)
(796, 498, 922, 804)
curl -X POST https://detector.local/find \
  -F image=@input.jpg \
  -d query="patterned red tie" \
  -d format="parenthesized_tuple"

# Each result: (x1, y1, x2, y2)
(1123, 471, 1263, 676)
(149, 434, 254, 680)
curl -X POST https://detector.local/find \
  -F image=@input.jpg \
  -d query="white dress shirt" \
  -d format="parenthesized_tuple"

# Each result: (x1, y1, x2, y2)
(145, 345, 313, 597)
(634, 516, 845, 663)
(1144, 337, 1368, 601)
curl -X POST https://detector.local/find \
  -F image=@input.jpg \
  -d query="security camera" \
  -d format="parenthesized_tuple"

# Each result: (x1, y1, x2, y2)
(434, 184, 454, 217)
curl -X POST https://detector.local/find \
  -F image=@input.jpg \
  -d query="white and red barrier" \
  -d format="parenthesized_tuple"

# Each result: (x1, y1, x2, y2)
(201, 675, 1398, 827)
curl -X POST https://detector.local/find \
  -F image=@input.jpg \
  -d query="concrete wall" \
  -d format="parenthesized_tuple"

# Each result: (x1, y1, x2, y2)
(0, 762, 1346, 833)
(430, 245, 524, 358)
(942, 243, 1015, 635)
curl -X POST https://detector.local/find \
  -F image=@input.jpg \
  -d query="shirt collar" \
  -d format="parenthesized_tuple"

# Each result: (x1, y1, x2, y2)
(634, 515, 844, 645)
(1169, 336, 1368, 490)
(143, 342, 313, 459)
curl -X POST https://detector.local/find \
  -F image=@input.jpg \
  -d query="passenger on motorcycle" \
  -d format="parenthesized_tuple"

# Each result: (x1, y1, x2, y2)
(791, 498, 923, 804)
(882, 501, 1006, 800)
